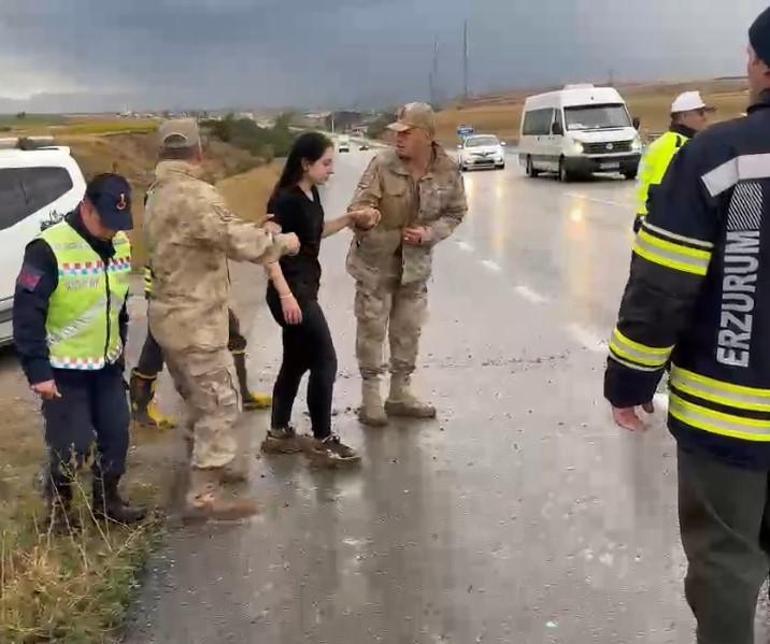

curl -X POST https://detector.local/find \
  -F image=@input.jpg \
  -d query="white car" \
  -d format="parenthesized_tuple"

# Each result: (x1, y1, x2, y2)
(0, 138, 86, 346)
(337, 135, 351, 153)
(458, 134, 506, 171)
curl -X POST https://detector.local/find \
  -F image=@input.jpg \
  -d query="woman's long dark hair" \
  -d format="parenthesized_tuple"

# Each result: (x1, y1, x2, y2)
(270, 131, 333, 202)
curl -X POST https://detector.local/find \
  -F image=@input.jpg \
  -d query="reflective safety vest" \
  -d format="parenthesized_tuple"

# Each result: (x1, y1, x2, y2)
(635, 130, 690, 217)
(143, 264, 153, 297)
(41, 222, 131, 370)
(606, 95, 770, 468)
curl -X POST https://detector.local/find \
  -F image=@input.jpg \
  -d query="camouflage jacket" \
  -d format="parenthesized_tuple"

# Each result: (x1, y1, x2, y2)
(347, 144, 467, 286)
(145, 161, 287, 352)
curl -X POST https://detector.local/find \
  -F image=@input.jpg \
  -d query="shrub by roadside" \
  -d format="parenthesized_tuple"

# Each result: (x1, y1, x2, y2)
(201, 113, 296, 161)
(0, 393, 168, 643)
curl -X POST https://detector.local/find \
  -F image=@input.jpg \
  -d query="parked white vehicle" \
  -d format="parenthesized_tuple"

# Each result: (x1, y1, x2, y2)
(0, 138, 86, 346)
(518, 84, 642, 182)
(458, 134, 506, 171)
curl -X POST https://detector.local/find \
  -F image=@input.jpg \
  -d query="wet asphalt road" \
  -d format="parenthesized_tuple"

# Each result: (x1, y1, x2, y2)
(119, 150, 770, 644)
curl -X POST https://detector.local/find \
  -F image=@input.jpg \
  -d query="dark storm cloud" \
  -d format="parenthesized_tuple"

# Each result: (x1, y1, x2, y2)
(0, 0, 767, 111)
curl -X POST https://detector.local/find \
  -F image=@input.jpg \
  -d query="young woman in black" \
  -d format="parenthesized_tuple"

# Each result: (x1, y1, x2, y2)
(261, 132, 377, 466)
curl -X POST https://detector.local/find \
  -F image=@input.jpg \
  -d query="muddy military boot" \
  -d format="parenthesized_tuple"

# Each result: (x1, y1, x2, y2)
(184, 468, 258, 522)
(220, 454, 251, 485)
(261, 426, 305, 454)
(232, 351, 272, 411)
(130, 370, 176, 430)
(45, 479, 81, 535)
(358, 377, 388, 427)
(385, 374, 437, 419)
(92, 475, 147, 525)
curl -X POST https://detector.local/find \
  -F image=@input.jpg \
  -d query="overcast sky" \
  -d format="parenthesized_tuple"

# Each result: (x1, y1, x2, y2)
(0, 0, 767, 112)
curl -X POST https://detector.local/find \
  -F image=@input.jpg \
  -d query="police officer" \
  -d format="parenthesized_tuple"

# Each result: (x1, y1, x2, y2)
(633, 90, 715, 232)
(347, 103, 467, 426)
(13, 174, 145, 531)
(605, 9, 770, 642)
(144, 119, 299, 520)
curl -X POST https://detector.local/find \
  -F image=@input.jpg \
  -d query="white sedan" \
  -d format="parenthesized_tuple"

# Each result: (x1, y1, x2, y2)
(458, 134, 506, 171)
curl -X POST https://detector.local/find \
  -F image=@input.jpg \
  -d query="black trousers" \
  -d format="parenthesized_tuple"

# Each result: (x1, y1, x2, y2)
(42, 366, 129, 486)
(678, 446, 770, 644)
(267, 292, 337, 439)
(135, 307, 247, 377)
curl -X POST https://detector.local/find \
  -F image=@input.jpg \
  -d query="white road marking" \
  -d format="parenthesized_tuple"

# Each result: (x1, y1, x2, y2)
(514, 285, 548, 304)
(456, 240, 474, 253)
(565, 192, 632, 209)
(481, 259, 502, 272)
(566, 323, 608, 353)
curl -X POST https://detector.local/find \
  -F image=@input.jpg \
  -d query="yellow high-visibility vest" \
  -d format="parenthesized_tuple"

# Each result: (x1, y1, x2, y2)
(635, 130, 690, 218)
(41, 222, 131, 370)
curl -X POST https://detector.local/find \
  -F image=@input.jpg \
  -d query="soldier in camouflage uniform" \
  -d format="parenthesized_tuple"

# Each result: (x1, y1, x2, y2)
(144, 119, 299, 519)
(347, 103, 467, 426)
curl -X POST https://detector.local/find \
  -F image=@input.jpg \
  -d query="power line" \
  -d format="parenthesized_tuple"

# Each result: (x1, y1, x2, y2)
(431, 37, 440, 105)
(463, 20, 469, 100)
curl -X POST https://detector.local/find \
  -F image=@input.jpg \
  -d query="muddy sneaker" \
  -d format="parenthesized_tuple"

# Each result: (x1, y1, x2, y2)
(261, 426, 304, 454)
(306, 434, 361, 467)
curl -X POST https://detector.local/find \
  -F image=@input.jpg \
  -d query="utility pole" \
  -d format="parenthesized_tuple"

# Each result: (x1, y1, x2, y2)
(463, 20, 469, 100)
(428, 37, 440, 106)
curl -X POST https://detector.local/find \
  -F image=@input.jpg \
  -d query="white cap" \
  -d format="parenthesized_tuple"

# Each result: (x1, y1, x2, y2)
(671, 91, 712, 114)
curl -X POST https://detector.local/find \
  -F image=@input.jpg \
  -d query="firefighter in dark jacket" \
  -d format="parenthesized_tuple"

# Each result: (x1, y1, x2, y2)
(13, 174, 146, 532)
(605, 9, 770, 643)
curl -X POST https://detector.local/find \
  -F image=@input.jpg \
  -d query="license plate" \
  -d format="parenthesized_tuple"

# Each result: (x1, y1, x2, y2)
(600, 162, 620, 170)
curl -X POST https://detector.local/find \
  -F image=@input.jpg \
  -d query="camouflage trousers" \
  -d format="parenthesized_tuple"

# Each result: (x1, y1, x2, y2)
(355, 277, 428, 379)
(164, 347, 241, 469)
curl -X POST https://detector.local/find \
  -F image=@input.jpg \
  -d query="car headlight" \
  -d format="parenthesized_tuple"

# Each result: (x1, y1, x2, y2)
(572, 141, 584, 154)
(631, 137, 642, 152)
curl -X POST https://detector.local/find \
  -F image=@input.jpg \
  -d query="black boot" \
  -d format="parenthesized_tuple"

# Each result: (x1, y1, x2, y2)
(45, 478, 81, 535)
(129, 369, 176, 430)
(232, 350, 272, 411)
(92, 475, 147, 525)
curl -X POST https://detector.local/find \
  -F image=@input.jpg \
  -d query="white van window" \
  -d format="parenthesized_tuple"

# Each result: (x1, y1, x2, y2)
(522, 109, 554, 136)
(0, 167, 73, 231)
(564, 104, 631, 131)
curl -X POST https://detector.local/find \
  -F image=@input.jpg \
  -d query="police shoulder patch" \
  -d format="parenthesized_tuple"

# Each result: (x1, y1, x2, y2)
(17, 265, 43, 292)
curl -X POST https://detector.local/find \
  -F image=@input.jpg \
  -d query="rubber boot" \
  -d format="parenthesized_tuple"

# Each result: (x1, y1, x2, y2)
(232, 351, 272, 411)
(92, 475, 147, 525)
(358, 377, 388, 427)
(385, 375, 436, 419)
(184, 468, 258, 522)
(45, 478, 81, 535)
(130, 370, 176, 430)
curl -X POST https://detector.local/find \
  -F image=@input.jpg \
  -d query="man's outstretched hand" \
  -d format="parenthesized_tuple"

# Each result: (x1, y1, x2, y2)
(611, 401, 655, 432)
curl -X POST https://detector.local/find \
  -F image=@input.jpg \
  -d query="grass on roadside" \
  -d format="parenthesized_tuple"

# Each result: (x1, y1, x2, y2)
(0, 396, 163, 644)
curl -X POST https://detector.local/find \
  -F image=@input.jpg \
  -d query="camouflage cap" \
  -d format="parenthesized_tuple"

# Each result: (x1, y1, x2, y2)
(387, 102, 436, 137)
(158, 118, 201, 149)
